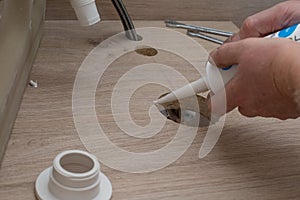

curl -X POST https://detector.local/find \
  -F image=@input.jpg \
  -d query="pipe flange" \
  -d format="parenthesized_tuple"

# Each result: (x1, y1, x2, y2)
(35, 150, 112, 200)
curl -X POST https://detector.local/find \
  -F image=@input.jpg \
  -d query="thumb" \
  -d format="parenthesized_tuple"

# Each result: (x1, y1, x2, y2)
(209, 40, 244, 68)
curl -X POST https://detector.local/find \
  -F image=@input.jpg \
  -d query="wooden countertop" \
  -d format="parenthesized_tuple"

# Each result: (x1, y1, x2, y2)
(0, 20, 300, 200)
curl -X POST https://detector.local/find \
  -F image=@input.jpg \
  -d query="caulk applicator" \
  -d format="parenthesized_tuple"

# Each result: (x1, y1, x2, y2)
(155, 23, 300, 107)
(154, 62, 238, 105)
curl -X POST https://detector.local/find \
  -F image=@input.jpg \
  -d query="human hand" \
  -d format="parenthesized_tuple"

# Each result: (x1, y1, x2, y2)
(209, 37, 300, 119)
(227, 0, 300, 42)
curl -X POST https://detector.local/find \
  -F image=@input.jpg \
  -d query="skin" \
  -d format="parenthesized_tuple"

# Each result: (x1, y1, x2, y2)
(209, 0, 300, 119)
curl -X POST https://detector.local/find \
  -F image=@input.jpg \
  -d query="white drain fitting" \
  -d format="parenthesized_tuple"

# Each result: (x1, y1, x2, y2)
(35, 150, 112, 200)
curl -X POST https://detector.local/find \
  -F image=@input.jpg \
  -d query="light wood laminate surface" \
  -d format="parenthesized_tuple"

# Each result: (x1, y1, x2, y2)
(46, 0, 285, 26)
(0, 21, 300, 200)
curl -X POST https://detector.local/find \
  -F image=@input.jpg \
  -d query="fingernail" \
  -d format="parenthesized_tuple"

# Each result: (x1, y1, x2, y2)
(231, 33, 241, 42)
(224, 36, 233, 43)
(209, 49, 217, 63)
(210, 49, 217, 56)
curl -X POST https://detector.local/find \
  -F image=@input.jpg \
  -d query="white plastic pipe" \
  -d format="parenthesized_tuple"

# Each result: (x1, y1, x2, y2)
(35, 150, 112, 200)
(70, 0, 100, 26)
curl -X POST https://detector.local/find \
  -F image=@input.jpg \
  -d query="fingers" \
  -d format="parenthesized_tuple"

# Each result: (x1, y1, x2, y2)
(209, 41, 244, 68)
(208, 40, 246, 115)
(238, 1, 300, 39)
(224, 33, 240, 43)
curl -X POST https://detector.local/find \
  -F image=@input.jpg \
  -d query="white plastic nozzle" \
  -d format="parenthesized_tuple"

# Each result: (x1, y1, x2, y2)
(154, 62, 238, 106)
(154, 77, 208, 105)
(35, 150, 112, 200)
(70, 0, 101, 26)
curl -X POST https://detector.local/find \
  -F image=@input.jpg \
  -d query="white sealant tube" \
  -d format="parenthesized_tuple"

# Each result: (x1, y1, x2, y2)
(156, 23, 300, 105)
(207, 23, 300, 94)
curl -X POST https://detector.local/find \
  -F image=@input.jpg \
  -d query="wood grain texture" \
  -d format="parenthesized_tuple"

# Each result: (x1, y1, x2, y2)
(0, 21, 300, 200)
(46, 0, 285, 26)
